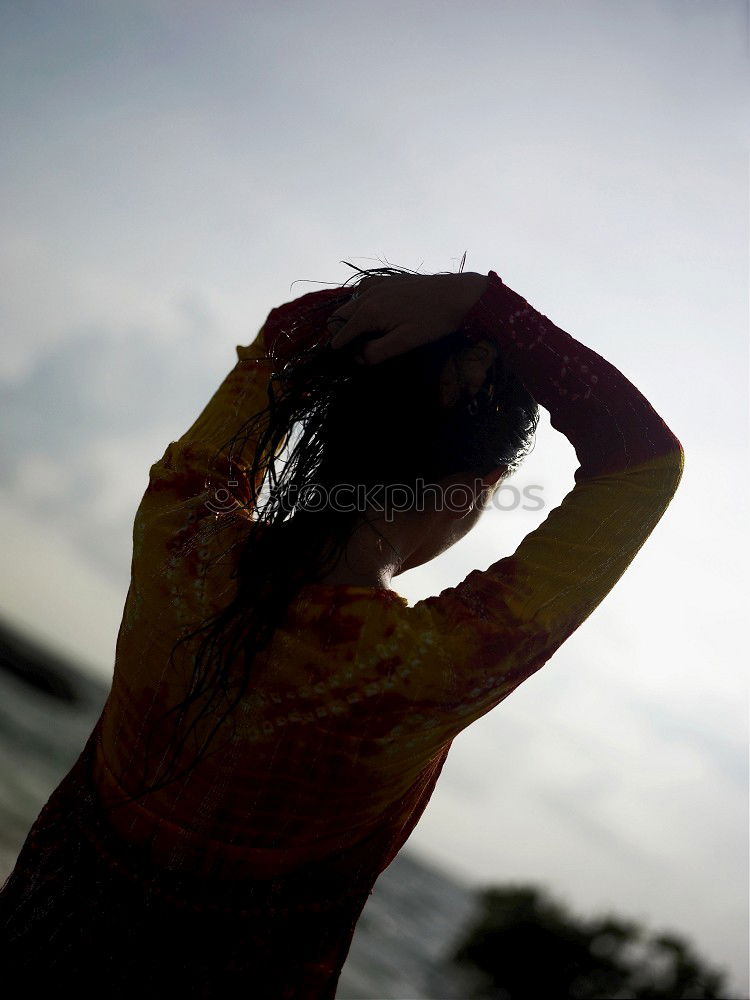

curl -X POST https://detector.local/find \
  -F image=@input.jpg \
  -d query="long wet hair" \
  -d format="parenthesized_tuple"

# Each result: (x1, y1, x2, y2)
(113, 258, 540, 809)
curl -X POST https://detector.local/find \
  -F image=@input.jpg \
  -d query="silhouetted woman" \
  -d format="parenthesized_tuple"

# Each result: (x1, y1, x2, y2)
(0, 262, 684, 997)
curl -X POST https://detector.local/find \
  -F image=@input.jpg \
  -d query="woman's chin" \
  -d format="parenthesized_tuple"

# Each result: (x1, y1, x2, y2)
(393, 552, 422, 576)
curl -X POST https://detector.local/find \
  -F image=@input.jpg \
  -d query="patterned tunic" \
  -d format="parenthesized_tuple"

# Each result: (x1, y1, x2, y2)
(0, 271, 684, 996)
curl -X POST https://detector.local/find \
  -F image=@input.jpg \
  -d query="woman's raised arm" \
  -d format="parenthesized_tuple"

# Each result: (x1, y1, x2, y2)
(128, 284, 356, 621)
(403, 270, 684, 748)
(142, 284, 354, 516)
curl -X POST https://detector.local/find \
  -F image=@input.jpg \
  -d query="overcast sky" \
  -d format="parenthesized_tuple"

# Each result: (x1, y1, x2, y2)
(1, 0, 747, 992)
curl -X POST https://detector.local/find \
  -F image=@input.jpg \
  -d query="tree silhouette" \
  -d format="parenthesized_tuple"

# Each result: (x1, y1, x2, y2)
(448, 884, 734, 999)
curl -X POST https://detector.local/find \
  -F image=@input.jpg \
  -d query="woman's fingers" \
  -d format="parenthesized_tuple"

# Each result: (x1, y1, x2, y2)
(326, 300, 356, 334)
(359, 325, 424, 366)
(327, 274, 410, 345)
(327, 273, 436, 360)
(328, 300, 382, 349)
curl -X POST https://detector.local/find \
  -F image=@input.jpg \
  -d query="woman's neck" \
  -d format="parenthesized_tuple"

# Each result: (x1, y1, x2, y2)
(313, 515, 407, 590)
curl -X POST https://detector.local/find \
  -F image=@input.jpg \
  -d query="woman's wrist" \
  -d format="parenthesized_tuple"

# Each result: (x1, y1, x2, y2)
(437, 271, 490, 332)
(454, 271, 490, 314)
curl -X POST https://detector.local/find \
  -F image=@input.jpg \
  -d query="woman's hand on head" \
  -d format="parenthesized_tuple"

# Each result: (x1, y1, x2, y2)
(326, 271, 488, 365)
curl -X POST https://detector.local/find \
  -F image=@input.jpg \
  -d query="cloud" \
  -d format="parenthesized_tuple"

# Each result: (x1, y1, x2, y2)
(0, 293, 235, 580)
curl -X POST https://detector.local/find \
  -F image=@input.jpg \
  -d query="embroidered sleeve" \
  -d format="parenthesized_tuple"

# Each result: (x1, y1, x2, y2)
(146, 284, 355, 513)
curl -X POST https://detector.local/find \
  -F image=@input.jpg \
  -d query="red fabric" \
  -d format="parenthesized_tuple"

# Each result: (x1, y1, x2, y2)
(461, 271, 682, 476)
(0, 720, 375, 998)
